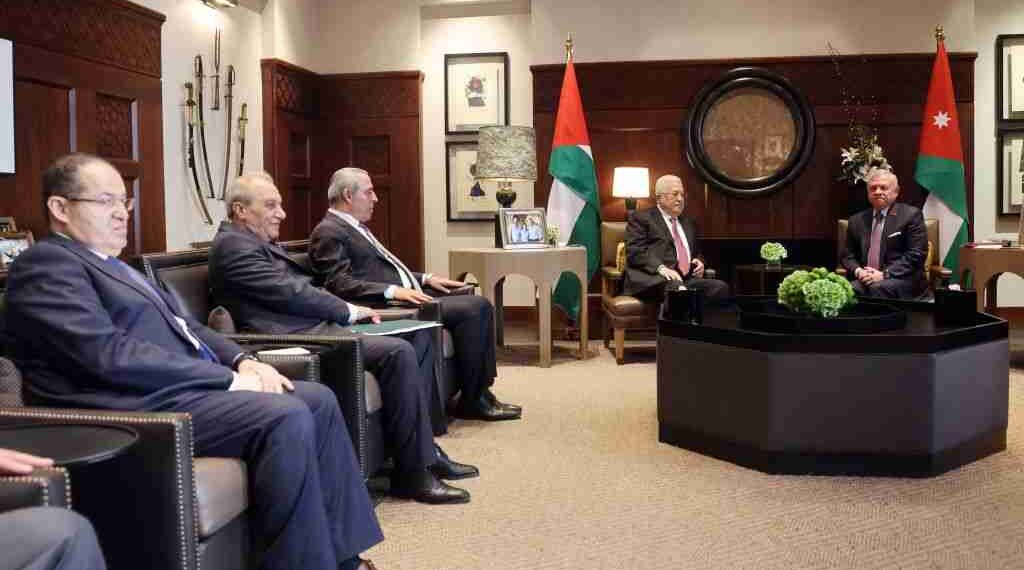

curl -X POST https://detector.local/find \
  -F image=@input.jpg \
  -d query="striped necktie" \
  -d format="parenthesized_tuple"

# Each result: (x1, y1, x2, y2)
(358, 224, 422, 293)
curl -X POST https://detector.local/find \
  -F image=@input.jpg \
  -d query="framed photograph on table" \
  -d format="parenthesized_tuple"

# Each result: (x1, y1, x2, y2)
(999, 130, 1024, 216)
(998, 35, 1024, 123)
(498, 207, 547, 250)
(0, 230, 33, 268)
(445, 52, 509, 135)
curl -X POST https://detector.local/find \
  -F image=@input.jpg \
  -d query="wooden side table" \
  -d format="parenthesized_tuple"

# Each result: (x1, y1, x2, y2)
(449, 246, 589, 367)
(732, 264, 812, 296)
(958, 246, 1024, 312)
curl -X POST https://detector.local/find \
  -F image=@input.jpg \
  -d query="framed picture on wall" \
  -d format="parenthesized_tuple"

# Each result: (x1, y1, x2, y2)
(999, 129, 1024, 216)
(446, 141, 521, 221)
(445, 52, 509, 135)
(997, 34, 1024, 123)
(0, 230, 33, 268)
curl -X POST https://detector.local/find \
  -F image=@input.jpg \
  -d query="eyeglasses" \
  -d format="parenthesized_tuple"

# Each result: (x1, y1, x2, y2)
(66, 196, 136, 212)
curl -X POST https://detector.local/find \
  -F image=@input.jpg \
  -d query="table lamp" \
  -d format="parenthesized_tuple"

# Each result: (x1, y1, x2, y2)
(612, 166, 650, 215)
(476, 125, 537, 245)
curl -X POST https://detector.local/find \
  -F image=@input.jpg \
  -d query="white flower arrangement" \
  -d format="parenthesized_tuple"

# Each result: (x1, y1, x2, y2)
(839, 126, 892, 185)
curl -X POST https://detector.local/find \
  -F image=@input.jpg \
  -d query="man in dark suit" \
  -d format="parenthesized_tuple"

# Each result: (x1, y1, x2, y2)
(839, 169, 927, 299)
(623, 175, 729, 301)
(209, 171, 476, 504)
(308, 167, 521, 422)
(5, 154, 380, 570)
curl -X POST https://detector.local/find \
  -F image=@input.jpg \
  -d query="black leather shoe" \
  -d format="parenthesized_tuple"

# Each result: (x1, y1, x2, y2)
(455, 394, 522, 421)
(430, 445, 479, 480)
(391, 469, 471, 504)
(484, 388, 522, 413)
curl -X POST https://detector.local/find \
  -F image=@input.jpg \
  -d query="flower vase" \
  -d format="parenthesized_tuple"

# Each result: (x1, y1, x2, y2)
(765, 259, 782, 271)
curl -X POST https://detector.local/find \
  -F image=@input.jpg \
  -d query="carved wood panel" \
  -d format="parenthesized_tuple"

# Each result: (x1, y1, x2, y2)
(532, 53, 976, 247)
(0, 28, 165, 254)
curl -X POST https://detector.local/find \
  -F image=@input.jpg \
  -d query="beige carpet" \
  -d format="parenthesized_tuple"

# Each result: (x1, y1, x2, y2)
(365, 338, 1024, 569)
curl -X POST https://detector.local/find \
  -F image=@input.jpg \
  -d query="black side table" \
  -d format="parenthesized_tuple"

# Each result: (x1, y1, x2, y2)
(733, 264, 812, 296)
(0, 424, 138, 467)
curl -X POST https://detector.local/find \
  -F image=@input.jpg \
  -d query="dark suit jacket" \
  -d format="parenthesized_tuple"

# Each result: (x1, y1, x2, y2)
(623, 207, 704, 296)
(839, 202, 927, 294)
(209, 221, 352, 334)
(5, 235, 243, 411)
(309, 212, 425, 303)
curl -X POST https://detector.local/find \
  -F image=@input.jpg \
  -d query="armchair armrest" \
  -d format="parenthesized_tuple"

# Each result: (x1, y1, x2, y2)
(0, 467, 70, 511)
(0, 407, 200, 570)
(601, 266, 623, 281)
(704, 268, 716, 280)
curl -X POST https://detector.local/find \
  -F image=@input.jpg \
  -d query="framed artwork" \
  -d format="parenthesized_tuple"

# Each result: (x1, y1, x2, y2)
(685, 67, 815, 199)
(0, 230, 33, 268)
(446, 141, 523, 221)
(999, 130, 1024, 216)
(0, 216, 16, 232)
(997, 35, 1024, 124)
(445, 52, 509, 135)
(498, 207, 547, 249)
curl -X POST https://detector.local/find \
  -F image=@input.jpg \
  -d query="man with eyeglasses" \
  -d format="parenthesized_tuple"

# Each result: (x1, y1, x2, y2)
(5, 153, 383, 570)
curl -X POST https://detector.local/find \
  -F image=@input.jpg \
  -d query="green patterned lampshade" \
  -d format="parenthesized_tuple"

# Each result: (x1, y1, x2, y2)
(476, 126, 537, 182)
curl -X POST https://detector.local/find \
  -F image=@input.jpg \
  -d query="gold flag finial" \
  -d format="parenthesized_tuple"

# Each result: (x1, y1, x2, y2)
(935, 25, 945, 42)
(565, 33, 574, 63)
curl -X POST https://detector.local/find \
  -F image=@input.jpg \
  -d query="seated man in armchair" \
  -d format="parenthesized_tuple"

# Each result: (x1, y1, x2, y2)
(839, 168, 927, 299)
(6, 153, 381, 570)
(308, 167, 521, 422)
(622, 174, 729, 301)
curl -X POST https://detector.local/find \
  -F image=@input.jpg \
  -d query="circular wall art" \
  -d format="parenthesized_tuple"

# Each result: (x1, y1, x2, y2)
(685, 67, 815, 198)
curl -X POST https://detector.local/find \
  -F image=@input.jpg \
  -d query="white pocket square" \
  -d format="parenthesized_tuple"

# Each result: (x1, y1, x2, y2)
(887, 231, 902, 238)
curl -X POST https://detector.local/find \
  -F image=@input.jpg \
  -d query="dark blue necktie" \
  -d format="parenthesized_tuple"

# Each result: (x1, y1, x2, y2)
(106, 257, 219, 364)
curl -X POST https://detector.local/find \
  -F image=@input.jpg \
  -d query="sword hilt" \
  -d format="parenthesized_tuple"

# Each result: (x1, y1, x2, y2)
(184, 82, 196, 125)
(193, 55, 203, 79)
(238, 102, 248, 141)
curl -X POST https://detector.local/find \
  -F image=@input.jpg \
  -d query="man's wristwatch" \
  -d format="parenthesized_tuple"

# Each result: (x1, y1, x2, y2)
(231, 351, 261, 371)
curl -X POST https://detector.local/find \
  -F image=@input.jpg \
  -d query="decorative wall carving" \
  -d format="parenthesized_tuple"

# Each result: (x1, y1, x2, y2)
(321, 73, 422, 119)
(0, 0, 164, 78)
(96, 93, 134, 159)
(352, 136, 391, 175)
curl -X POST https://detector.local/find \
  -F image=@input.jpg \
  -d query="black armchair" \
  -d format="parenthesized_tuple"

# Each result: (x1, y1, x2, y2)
(0, 341, 346, 570)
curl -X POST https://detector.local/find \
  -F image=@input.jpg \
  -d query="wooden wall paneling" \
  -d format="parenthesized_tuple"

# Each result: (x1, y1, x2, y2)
(320, 72, 424, 272)
(0, 15, 166, 254)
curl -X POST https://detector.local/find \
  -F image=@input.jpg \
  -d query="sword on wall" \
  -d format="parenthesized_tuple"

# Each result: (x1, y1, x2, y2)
(194, 55, 216, 199)
(237, 102, 248, 177)
(184, 82, 214, 225)
(219, 65, 235, 199)
(210, 29, 221, 111)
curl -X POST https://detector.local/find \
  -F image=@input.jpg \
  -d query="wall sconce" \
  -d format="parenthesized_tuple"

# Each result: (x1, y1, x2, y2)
(612, 166, 650, 215)
(201, 0, 238, 8)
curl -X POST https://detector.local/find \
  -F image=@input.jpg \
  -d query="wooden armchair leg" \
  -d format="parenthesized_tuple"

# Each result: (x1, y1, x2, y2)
(603, 317, 611, 348)
(613, 328, 625, 365)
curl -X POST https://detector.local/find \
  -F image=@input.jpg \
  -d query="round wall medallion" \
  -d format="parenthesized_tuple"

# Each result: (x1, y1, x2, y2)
(685, 67, 815, 198)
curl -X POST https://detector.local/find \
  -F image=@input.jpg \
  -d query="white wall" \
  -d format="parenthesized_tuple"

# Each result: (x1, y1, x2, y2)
(263, 0, 324, 71)
(138, 0, 265, 250)
(975, 0, 1024, 302)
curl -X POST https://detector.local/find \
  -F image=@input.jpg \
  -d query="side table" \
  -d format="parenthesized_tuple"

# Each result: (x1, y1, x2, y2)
(733, 264, 811, 296)
(0, 424, 138, 467)
(958, 246, 1024, 312)
(450, 246, 589, 367)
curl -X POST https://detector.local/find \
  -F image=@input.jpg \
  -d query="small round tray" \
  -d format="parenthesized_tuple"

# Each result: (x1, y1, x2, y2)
(737, 299, 907, 334)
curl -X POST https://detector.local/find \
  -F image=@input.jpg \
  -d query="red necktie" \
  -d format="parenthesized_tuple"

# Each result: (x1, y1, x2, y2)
(669, 218, 690, 275)
(867, 211, 884, 269)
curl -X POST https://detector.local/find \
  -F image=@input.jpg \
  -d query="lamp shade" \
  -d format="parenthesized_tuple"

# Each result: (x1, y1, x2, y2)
(476, 126, 537, 181)
(612, 167, 650, 198)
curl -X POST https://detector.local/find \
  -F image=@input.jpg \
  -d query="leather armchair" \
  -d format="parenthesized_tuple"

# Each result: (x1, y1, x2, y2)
(836, 218, 952, 300)
(600, 222, 716, 364)
(135, 247, 389, 477)
(0, 342, 342, 570)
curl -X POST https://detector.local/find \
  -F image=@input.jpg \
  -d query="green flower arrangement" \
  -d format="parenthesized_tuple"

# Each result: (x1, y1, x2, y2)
(777, 267, 857, 318)
(759, 242, 787, 263)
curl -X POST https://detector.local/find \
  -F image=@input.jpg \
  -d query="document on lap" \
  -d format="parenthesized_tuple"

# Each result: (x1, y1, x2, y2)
(257, 347, 313, 356)
(348, 319, 443, 336)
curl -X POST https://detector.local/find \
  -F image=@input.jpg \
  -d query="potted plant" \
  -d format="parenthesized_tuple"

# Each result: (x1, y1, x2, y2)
(777, 267, 857, 318)
(759, 241, 787, 270)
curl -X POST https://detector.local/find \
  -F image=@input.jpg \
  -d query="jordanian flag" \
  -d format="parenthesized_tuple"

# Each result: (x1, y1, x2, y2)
(916, 34, 968, 280)
(547, 54, 600, 322)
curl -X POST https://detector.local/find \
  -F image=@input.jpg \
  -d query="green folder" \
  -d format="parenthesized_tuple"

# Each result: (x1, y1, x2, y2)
(347, 319, 442, 336)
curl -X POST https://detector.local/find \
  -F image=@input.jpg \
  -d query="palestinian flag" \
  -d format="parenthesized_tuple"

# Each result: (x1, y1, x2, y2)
(547, 53, 600, 322)
(916, 34, 968, 280)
